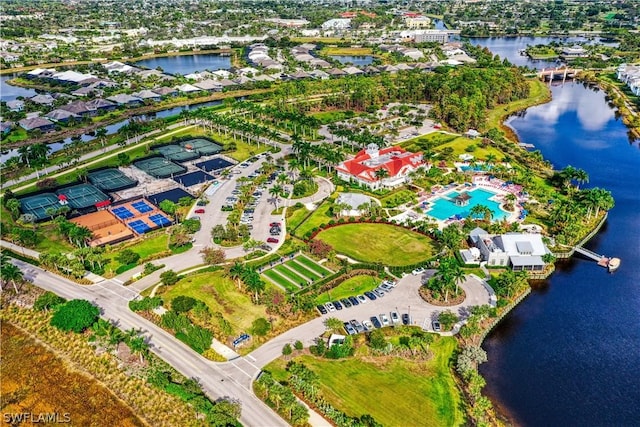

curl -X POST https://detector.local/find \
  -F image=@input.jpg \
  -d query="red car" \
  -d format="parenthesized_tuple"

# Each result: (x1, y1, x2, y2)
(267, 237, 279, 244)
(194, 208, 205, 214)
(269, 222, 281, 227)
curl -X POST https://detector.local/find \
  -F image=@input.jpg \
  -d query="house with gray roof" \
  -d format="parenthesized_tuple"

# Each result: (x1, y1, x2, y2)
(30, 94, 56, 106)
(194, 79, 223, 92)
(59, 100, 95, 117)
(45, 109, 79, 123)
(106, 93, 142, 106)
(152, 87, 178, 97)
(6, 100, 24, 111)
(19, 117, 55, 132)
(336, 192, 376, 217)
(131, 90, 162, 101)
(85, 98, 117, 112)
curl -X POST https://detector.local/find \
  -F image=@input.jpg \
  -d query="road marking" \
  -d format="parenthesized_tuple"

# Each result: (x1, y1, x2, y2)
(247, 354, 256, 362)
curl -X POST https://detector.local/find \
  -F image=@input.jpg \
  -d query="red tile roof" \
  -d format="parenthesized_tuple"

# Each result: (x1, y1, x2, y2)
(336, 146, 425, 182)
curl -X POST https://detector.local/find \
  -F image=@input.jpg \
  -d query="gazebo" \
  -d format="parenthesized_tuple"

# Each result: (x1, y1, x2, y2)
(453, 192, 471, 207)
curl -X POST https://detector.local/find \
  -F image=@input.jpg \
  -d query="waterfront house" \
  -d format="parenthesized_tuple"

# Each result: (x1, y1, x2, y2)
(6, 100, 24, 112)
(59, 100, 96, 117)
(106, 93, 143, 107)
(466, 227, 550, 271)
(19, 117, 55, 132)
(45, 108, 79, 123)
(175, 83, 201, 93)
(1, 122, 13, 135)
(29, 94, 56, 106)
(194, 79, 223, 92)
(152, 87, 178, 97)
(131, 90, 162, 101)
(85, 98, 117, 113)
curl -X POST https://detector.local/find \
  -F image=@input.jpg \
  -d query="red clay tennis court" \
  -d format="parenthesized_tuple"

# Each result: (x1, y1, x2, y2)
(70, 210, 133, 247)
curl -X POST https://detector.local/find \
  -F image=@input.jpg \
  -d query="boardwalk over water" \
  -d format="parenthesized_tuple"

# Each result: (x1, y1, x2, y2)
(538, 67, 581, 81)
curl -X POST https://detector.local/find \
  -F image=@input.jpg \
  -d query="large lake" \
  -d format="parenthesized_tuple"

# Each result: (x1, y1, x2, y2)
(133, 54, 231, 75)
(479, 82, 640, 424)
(1, 74, 37, 102)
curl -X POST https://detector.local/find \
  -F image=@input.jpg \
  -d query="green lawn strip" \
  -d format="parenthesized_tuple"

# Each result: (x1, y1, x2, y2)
(315, 275, 379, 305)
(485, 79, 550, 132)
(285, 259, 322, 281)
(286, 206, 309, 230)
(271, 264, 309, 287)
(294, 200, 333, 238)
(315, 223, 435, 266)
(104, 233, 168, 274)
(262, 270, 299, 293)
(295, 255, 332, 276)
(265, 336, 463, 427)
(158, 270, 269, 332)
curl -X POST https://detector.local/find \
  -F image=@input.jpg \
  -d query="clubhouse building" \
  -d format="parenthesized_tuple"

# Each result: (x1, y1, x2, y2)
(336, 144, 426, 190)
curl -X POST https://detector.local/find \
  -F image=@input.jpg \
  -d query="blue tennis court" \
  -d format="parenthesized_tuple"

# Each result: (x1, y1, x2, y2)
(132, 201, 153, 213)
(128, 220, 151, 234)
(112, 206, 135, 220)
(149, 214, 172, 227)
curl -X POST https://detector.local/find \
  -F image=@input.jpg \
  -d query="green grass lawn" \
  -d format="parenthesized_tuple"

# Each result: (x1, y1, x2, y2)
(320, 47, 375, 56)
(309, 110, 357, 125)
(285, 259, 321, 281)
(157, 270, 269, 332)
(486, 79, 550, 132)
(272, 264, 308, 286)
(104, 233, 168, 275)
(265, 336, 464, 427)
(286, 205, 309, 231)
(315, 223, 436, 266)
(262, 270, 299, 293)
(315, 275, 379, 304)
(295, 255, 332, 276)
(293, 200, 333, 238)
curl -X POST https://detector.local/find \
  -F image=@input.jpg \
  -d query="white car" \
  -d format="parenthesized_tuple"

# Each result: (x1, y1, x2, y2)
(362, 320, 374, 331)
(325, 302, 336, 312)
(379, 313, 390, 326)
(412, 267, 425, 276)
(390, 311, 400, 325)
(356, 295, 367, 304)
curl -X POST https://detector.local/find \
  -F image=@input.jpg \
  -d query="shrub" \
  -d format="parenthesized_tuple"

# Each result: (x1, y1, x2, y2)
(34, 291, 66, 311)
(160, 270, 179, 286)
(251, 318, 271, 336)
(182, 218, 201, 233)
(282, 343, 293, 356)
(308, 240, 333, 258)
(129, 296, 163, 312)
(171, 296, 197, 313)
(50, 299, 100, 333)
(294, 340, 303, 350)
(117, 249, 140, 265)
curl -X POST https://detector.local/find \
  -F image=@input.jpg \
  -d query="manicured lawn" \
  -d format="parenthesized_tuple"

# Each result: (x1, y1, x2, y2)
(272, 264, 309, 286)
(295, 255, 332, 276)
(158, 270, 269, 332)
(309, 110, 355, 125)
(403, 132, 504, 162)
(104, 233, 169, 275)
(320, 47, 375, 56)
(315, 223, 436, 266)
(293, 200, 333, 238)
(486, 79, 550, 132)
(315, 275, 379, 304)
(285, 259, 321, 281)
(265, 336, 464, 427)
(262, 270, 299, 293)
(286, 205, 309, 231)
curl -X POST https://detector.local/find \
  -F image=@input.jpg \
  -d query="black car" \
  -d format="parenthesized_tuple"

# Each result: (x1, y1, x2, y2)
(333, 301, 343, 310)
(340, 298, 352, 308)
(348, 296, 359, 306)
(370, 316, 382, 329)
(364, 291, 377, 301)
(402, 313, 410, 325)
(270, 227, 280, 236)
(316, 305, 327, 315)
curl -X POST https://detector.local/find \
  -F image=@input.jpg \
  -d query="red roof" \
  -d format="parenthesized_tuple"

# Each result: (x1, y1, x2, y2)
(58, 194, 67, 200)
(404, 12, 422, 18)
(336, 146, 425, 182)
(95, 200, 111, 208)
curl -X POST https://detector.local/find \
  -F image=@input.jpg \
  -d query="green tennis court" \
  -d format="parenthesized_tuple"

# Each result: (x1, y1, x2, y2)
(156, 144, 200, 162)
(134, 157, 187, 179)
(19, 193, 62, 221)
(88, 168, 137, 192)
(180, 138, 222, 156)
(56, 184, 110, 209)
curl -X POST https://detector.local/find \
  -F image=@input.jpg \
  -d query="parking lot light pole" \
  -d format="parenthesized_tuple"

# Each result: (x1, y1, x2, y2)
(408, 305, 411, 324)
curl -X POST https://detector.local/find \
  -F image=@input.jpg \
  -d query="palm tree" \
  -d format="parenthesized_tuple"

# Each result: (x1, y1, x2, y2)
(374, 168, 389, 182)
(1, 260, 24, 293)
(269, 185, 283, 209)
(573, 168, 589, 189)
(128, 336, 148, 363)
(96, 127, 108, 148)
(227, 262, 245, 290)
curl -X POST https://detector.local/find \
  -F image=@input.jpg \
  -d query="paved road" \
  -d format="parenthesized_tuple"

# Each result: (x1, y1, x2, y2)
(12, 259, 289, 427)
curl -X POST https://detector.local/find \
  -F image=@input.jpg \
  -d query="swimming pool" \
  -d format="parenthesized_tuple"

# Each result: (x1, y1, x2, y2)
(426, 188, 507, 221)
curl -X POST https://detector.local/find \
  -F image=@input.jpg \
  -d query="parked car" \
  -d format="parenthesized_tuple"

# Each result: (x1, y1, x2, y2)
(350, 320, 365, 333)
(432, 321, 441, 332)
(340, 298, 352, 308)
(379, 313, 390, 326)
(344, 323, 357, 335)
(402, 313, 410, 325)
(189, 216, 200, 221)
(260, 244, 273, 252)
(380, 283, 393, 292)
(269, 228, 280, 236)
(194, 208, 205, 214)
(348, 296, 360, 306)
(357, 295, 367, 304)
(364, 291, 377, 301)
(316, 305, 327, 315)
(370, 316, 382, 329)
(333, 301, 343, 310)
(384, 280, 397, 288)
(362, 320, 374, 331)
(196, 200, 206, 206)
(269, 222, 281, 227)
(390, 311, 400, 325)
(373, 288, 385, 298)
(267, 237, 279, 244)
(325, 302, 336, 312)
(412, 267, 425, 276)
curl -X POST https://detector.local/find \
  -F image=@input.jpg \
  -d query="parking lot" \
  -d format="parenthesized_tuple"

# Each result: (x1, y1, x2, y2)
(314, 272, 493, 334)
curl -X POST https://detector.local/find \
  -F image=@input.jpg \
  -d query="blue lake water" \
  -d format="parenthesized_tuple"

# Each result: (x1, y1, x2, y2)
(1, 74, 37, 102)
(330, 55, 374, 67)
(480, 82, 640, 425)
(134, 54, 231, 75)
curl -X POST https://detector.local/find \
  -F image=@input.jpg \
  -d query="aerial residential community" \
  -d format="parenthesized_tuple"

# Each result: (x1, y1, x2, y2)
(1, 1, 639, 426)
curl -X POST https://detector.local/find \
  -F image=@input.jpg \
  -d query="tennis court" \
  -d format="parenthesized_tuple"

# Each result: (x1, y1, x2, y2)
(18, 193, 62, 221)
(149, 213, 172, 227)
(196, 157, 234, 172)
(131, 200, 153, 213)
(173, 170, 214, 187)
(112, 206, 135, 220)
(148, 188, 193, 205)
(128, 219, 152, 234)
(180, 138, 222, 156)
(88, 168, 137, 192)
(156, 144, 200, 163)
(70, 210, 134, 246)
(56, 184, 109, 210)
(134, 157, 187, 179)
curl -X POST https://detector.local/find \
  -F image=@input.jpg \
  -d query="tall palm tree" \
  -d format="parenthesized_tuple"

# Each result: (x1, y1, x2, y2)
(269, 185, 283, 209)
(227, 262, 245, 289)
(1, 260, 24, 293)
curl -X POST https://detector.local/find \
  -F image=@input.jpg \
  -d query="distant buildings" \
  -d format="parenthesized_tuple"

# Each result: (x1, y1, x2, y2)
(399, 30, 449, 44)
(404, 16, 431, 29)
(560, 45, 588, 59)
(264, 18, 309, 28)
(322, 19, 352, 31)
(617, 63, 640, 96)
(336, 144, 426, 190)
